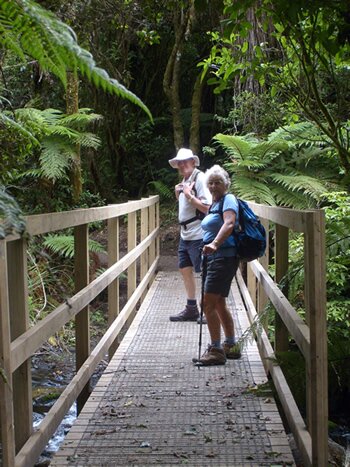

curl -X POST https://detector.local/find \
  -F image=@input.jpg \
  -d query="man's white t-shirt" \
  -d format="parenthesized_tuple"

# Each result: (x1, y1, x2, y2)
(178, 169, 212, 241)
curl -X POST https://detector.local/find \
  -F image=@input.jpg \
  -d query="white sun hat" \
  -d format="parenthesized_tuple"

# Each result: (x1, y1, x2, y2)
(168, 148, 200, 168)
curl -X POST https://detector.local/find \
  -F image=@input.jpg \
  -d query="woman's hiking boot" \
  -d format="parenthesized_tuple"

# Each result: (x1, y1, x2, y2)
(197, 314, 207, 325)
(169, 304, 199, 322)
(223, 342, 242, 359)
(196, 345, 226, 366)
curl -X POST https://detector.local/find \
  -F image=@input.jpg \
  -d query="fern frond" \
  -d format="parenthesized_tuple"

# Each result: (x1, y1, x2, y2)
(39, 144, 71, 180)
(231, 177, 276, 205)
(43, 234, 105, 259)
(148, 181, 173, 200)
(0, 112, 40, 144)
(272, 185, 314, 209)
(0, 0, 152, 119)
(75, 132, 101, 149)
(61, 109, 103, 127)
(271, 173, 327, 199)
(214, 133, 253, 159)
(268, 122, 329, 146)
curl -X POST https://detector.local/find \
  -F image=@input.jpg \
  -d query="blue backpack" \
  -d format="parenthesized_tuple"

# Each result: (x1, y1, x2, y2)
(213, 195, 266, 262)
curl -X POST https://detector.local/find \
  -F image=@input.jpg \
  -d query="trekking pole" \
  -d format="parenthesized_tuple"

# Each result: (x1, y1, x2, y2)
(197, 254, 207, 365)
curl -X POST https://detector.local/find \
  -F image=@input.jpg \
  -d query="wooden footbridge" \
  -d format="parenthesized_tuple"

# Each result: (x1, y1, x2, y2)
(0, 196, 328, 466)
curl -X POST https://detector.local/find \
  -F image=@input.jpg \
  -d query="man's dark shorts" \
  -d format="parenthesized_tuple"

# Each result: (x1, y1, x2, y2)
(178, 238, 202, 273)
(204, 256, 239, 297)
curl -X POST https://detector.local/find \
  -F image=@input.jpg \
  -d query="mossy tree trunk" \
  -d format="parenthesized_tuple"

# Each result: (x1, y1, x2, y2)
(66, 71, 82, 204)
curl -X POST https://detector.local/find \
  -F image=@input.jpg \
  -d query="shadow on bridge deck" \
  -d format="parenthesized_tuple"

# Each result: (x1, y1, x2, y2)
(51, 268, 296, 466)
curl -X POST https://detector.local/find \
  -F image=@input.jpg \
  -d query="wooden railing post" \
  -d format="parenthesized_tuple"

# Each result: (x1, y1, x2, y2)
(108, 216, 120, 359)
(275, 223, 290, 352)
(0, 240, 16, 466)
(7, 239, 32, 452)
(304, 210, 328, 466)
(74, 224, 90, 414)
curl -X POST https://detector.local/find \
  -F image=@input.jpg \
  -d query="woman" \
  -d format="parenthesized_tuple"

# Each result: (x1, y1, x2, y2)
(196, 164, 241, 366)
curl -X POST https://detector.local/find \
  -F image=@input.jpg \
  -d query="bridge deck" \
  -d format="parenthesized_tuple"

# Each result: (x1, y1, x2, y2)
(51, 270, 295, 466)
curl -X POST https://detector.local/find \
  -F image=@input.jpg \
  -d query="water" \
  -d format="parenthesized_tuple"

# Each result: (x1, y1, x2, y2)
(33, 403, 76, 456)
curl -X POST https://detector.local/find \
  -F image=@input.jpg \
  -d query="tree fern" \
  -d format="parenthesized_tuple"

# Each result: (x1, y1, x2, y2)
(0, 0, 152, 120)
(10, 107, 102, 181)
(211, 122, 341, 208)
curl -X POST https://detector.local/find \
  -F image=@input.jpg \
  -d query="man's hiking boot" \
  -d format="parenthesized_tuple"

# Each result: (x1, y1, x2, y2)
(169, 305, 199, 322)
(196, 345, 226, 366)
(223, 342, 242, 360)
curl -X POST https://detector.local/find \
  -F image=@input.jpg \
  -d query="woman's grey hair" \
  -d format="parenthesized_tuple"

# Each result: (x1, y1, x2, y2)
(204, 164, 231, 189)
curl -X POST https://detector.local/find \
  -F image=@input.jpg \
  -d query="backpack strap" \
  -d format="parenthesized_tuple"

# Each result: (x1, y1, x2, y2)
(179, 169, 205, 230)
(208, 194, 226, 217)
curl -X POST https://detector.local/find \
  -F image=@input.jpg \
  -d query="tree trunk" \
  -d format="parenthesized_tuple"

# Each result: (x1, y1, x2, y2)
(66, 71, 82, 204)
(189, 72, 206, 154)
(163, 3, 195, 150)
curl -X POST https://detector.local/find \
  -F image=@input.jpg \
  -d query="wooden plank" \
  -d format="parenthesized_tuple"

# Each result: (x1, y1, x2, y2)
(107, 217, 120, 358)
(140, 205, 149, 302)
(257, 218, 269, 319)
(236, 270, 312, 467)
(148, 204, 156, 265)
(127, 211, 137, 300)
(11, 229, 159, 372)
(275, 223, 290, 352)
(304, 210, 328, 466)
(14, 258, 159, 467)
(7, 196, 159, 240)
(0, 240, 16, 466)
(246, 201, 310, 232)
(247, 263, 257, 309)
(7, 239, 32, 452)
(250, 260, 310, 362)
(74, 224, 90, 413)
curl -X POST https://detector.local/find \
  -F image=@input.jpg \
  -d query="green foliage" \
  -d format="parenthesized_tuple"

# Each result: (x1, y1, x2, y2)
(0, 0, 152, 119)
(0, 186, 26, 238)
(43, 234, 105, 259)
(201, 0, 350, 175)
(211, 121, 340, 208)
(147, 180, 173, 201)
(8, 107, 102, 181)
(285, 192, 350, 341)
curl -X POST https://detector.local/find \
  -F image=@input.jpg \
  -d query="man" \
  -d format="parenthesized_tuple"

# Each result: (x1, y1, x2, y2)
(168, 148, 211, 322)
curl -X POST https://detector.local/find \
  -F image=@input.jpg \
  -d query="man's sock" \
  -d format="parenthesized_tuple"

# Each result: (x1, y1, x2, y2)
(224, 336, 236, 346)
(187, 299, 197, 307)
(211, 340, 222, 349)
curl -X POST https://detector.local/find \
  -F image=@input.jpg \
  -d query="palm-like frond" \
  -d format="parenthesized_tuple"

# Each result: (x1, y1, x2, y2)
(214, 133, 254, 159)
(270, 173, 327, 199)
(0, 111, 39, 144)
(39, 143, 71, 180)
(0, 186, 26, 238)
(43, 234, 105, 259)
(0, 0, 152, 120)
(231, 176, 276, 205)
(148, 181, 173, 200)
(60, 108, 103, 128)
(272, 185, 314, 209)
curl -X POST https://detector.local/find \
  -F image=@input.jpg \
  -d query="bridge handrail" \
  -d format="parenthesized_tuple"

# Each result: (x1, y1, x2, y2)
(242, 201, 327, 467)
(0, 195, 160, 467)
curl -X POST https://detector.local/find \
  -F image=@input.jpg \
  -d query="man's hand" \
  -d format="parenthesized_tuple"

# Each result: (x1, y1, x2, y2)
(183, 181, 195, 199)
